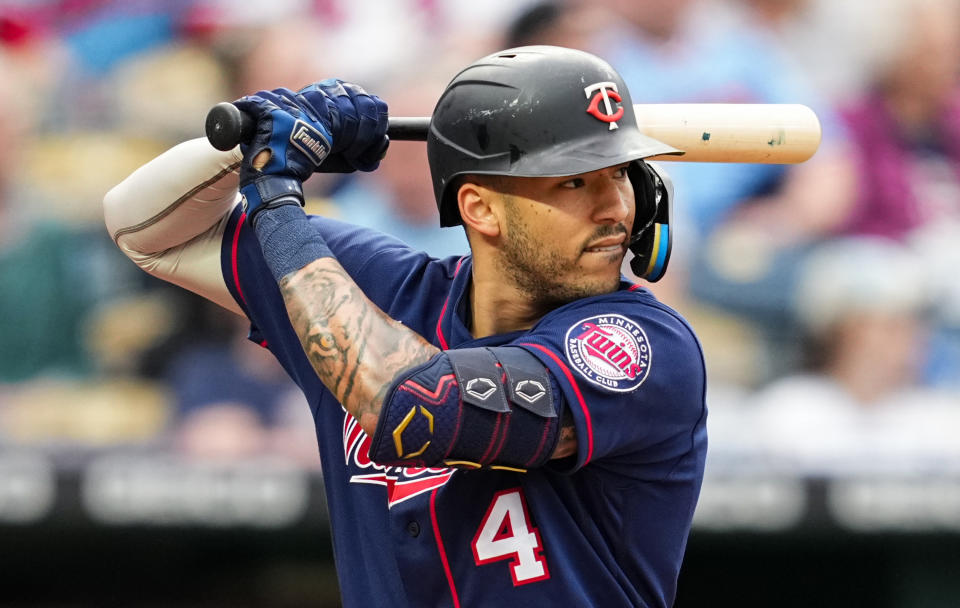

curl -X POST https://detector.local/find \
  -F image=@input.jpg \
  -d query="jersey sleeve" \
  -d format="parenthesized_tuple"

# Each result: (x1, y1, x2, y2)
(218, 206, 459, 363)
(307, 215, 458, 318)
(515, 291, 708, 478)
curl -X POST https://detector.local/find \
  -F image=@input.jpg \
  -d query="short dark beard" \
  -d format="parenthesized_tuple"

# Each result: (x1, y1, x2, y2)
(498, 196, 622, 308)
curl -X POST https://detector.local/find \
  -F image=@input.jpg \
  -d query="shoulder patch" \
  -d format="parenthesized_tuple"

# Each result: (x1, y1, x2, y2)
(564, 314, 651, 392)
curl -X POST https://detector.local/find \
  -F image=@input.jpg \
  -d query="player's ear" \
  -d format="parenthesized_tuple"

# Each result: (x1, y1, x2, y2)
(457, 180, 501, 238)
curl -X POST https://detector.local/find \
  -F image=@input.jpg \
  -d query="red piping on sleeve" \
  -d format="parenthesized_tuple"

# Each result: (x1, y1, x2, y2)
(231, 212, 248, 306)
(435, 256, 465, 350)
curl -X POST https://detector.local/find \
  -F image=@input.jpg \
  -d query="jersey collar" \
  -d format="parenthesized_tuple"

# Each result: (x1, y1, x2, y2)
(434, 256, 471, 349)
(436, 255, 564, 349)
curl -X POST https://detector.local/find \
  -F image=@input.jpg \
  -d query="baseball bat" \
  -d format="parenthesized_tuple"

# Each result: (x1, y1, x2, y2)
(205, 101, 820, 164)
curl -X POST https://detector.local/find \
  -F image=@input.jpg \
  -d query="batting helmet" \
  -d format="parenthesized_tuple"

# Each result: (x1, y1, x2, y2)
(427, 45, 682, 282)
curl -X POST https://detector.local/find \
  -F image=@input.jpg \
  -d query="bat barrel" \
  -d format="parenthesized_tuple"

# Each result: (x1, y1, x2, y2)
(637, 103, 821, 164)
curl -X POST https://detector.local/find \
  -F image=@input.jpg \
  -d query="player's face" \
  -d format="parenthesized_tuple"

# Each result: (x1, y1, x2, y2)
(494, 162, 635, 306)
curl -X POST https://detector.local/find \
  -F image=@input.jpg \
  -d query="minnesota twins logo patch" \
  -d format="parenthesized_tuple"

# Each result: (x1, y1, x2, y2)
(564, 314, 651, 391)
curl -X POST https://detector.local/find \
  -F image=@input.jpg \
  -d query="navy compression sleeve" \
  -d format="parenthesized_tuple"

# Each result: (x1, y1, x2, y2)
(253, 204, 333, 281)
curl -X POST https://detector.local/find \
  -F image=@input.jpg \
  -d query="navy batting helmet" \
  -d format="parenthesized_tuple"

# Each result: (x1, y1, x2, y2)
(427, 45, 682, 282)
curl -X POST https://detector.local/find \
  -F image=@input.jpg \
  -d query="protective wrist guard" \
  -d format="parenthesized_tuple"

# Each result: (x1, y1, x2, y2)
(240, 175, 303, 226)
(369, 347, 562, 472)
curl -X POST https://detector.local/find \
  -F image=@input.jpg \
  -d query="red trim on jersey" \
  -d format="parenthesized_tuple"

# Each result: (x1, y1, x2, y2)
(431, 488, 461, 608)
(436, 256, 466, 350)
(628, 283, 642, 291)
(231, 212, 248, 306)
(521, 343, 595, 464)
(399, 374, 457, 404)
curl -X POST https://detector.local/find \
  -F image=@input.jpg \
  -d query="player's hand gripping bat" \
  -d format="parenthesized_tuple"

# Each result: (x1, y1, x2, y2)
(205, 100, 821, 164)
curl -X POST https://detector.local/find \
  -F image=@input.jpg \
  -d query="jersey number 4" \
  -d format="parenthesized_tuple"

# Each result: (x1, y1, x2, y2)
(471, 488, 550, 585)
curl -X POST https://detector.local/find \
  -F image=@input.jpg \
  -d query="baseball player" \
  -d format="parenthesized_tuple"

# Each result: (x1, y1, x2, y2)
(104, 46, 707, 608)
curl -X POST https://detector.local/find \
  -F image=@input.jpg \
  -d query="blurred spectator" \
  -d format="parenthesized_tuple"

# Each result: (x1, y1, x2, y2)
(504, 1, 608, 49)
(739, 0, 892, 105)
(108, 41, 230, 143)
(834, 0, 960, 390)
(59, 1, 181, 76)
(912, 221, 960, 390)
(743, 237, 960, 474)
(225, 17, 332, 96)
(837, 0, 960, 241)
(0, 205, 106, 382)
(0, 9, 314, 460)
(160, 301, 318, 465)
(0, 38, 127, 383)
(0, 27, 174, 452)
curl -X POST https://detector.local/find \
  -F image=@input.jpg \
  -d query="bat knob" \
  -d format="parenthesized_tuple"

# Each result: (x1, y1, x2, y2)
(205, 102, 253, 151)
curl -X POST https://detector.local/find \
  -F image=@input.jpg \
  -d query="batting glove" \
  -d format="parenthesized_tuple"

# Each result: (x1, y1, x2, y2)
(297, 79, 390, 172)
(234, 81, 389, 225)
(234, 88, 334, 225)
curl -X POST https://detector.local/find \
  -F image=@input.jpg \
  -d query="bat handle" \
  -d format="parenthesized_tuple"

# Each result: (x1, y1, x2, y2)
(204, 102, 429, 151)
(205, 102, 252, 151)
(385, 116, 431, 141)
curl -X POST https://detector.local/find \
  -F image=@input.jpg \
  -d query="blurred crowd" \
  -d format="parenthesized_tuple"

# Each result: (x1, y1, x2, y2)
(1, 0, 959, 477)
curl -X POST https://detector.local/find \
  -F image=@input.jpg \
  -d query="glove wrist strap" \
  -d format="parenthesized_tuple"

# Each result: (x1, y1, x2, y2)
(240, 176, 304, 226)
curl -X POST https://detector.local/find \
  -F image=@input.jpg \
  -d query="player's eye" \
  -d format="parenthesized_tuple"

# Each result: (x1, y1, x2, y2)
(560, 177, 585, 189)
(613, 165, 630, 179)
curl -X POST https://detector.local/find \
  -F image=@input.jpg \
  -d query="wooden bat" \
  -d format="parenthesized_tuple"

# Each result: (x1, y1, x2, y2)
(205, 102, 820, 164)
(636, 103, 820, 164)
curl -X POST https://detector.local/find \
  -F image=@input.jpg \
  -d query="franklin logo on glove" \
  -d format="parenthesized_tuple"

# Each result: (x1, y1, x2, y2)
(290, 120, 331, 165)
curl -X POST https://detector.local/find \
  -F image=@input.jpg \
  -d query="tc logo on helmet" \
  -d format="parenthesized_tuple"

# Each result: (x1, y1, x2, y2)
(584, 81, 624, 130)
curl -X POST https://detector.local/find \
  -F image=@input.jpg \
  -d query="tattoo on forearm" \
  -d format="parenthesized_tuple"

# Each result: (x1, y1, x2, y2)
(280, 258, 438, 434)
(551, 410, 578, 459)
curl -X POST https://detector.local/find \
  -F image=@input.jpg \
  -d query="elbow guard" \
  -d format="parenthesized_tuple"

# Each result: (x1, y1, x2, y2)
(369, 347, 562, 471)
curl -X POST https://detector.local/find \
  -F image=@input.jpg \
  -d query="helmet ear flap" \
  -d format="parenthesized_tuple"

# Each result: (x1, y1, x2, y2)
(628, 162, 674, 282)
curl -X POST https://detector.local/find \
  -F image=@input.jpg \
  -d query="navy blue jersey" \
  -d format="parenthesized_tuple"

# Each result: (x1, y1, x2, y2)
(220, 206, 707, 608)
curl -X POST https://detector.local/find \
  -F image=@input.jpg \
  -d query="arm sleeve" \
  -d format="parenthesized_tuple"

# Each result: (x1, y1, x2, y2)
(103, 137, 244, 315)
(516, 294, 708, 478)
